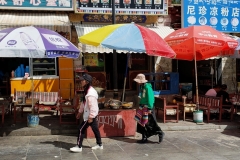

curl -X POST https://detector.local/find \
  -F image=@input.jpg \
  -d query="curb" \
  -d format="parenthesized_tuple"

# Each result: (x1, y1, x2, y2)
(161, 125, 240, 131)
(1, 124, 240, 137)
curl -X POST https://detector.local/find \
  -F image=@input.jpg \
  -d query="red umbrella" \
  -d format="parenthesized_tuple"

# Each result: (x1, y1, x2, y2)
(164, 25, 238, 111)
(164, 25, 238, 61)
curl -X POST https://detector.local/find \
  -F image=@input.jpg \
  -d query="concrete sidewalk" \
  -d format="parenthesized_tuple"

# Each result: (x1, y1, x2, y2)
(1, 112, 240, 137)
(1, 130, 240, 160)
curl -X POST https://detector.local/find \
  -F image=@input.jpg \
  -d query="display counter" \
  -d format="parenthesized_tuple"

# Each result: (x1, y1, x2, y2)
(10, 76, 59, 96)
(86, 108, 136, 138)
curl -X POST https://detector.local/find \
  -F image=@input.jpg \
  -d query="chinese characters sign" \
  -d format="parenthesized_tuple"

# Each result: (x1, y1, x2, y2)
(183, 0, 240, 32)
(0, 0, 73, 10)
(75, 0, 168, 15)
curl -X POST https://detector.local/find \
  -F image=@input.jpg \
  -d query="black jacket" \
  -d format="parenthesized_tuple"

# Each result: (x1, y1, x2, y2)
(217, 90, 231, 105)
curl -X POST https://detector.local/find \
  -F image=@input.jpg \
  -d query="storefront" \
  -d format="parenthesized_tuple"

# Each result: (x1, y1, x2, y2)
(0, 1, 76, 99)
(177, 1, 240, 94)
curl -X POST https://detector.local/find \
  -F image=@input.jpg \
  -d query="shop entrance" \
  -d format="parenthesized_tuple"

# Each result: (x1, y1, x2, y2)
(105, 53, 128, 90)
(105, 53, 149, 91)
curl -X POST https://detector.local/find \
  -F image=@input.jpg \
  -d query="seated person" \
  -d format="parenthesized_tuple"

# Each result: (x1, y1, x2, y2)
(217, 84, 232, 119)
(205, 85, 221, 97)
(217, 84, 231, 105)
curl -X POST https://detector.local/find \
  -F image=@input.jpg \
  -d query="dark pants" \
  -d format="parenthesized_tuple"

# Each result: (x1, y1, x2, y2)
(137, 108, 163, 139)
(77, 117, 102, 147)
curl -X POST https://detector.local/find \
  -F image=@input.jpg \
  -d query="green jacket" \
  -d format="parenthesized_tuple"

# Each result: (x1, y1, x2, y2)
(139, 83, 155, 109)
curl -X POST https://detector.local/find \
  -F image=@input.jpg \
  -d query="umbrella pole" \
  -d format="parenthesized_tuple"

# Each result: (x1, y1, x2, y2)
(194, 39, 199, 111)
(122, 53, 130, 102)
(31, 58, 34, 114)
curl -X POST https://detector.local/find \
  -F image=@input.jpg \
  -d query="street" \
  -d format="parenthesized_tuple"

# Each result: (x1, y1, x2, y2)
(0, 129, 240, 160)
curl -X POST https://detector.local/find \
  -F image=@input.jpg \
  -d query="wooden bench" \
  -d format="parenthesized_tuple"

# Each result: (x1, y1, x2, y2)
(193, 95, 223, 123)
(14, 91, 60, 115)
(155, 97, 179, 123)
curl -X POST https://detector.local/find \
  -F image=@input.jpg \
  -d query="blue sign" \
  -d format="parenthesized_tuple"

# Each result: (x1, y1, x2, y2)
(183, 0, 240, 32)
(0, 0, 73, 10)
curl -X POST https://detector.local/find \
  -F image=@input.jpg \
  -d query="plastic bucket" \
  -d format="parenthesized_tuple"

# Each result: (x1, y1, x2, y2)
(193, 110, 203, 123)
(27, 114, 39, 127)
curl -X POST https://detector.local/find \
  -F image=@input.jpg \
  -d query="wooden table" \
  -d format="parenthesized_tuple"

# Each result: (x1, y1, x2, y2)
(13, 98, 39, 124)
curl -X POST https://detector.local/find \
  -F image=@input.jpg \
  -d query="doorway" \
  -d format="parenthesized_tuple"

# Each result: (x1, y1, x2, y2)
(105, 53, 128, 90)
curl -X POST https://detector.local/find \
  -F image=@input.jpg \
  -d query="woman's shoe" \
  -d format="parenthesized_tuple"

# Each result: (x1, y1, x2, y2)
(158, 132, 165, 143)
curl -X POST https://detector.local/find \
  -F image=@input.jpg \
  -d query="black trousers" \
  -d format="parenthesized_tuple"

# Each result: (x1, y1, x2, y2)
(137, 108, 163, 138)
(77, 117, 102, 147)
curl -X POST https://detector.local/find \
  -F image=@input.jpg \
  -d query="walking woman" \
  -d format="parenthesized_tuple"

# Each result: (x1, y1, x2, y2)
(134, 73, 165, 143)
(70, 73, 103, 152)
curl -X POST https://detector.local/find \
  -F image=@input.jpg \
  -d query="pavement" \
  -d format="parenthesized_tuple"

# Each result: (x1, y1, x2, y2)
(1, 129, 240, 160)
(1, 110, 240, 137)
(1, 110, 240, 160)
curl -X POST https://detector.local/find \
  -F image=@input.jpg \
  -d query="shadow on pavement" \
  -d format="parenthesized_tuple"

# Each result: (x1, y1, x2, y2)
(0, 111, 78, 136)
(40, 141, 91, 150)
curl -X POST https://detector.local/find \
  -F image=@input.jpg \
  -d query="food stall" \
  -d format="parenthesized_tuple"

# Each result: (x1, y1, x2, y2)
(10, 58, 59, 96)
(10, 57, 76, 101)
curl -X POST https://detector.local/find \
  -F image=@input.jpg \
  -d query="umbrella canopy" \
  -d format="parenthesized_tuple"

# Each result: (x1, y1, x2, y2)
(0, 26, 79, 58)
(79, 23, 176, 58)
(164, 25, 238, 61)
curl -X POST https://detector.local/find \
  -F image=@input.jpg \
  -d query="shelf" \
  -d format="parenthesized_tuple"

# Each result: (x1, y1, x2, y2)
(33, 63, 54, 65)
(75, 70, 88, 73)
(75, 89, 84, 92)
(198, 84, 212, 86)
(132, 59, 145, 61)
(198, 75, 212, 77)
(33, 69, 55, 71)
(149, 80, 170, 83)
(197, 67, 210, 68)
(32, 58, 57, 76)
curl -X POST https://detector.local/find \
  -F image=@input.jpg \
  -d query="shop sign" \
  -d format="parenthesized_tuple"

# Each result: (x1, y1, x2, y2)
(84, 53, 99, 66)
(0, 0, 73, 10)
(183, 0, 240, 32)
(75, 0, 168, 15)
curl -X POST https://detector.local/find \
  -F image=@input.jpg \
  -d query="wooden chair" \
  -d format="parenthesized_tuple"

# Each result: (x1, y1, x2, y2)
(231, 93, 240, 114)
(59, 96, 80, 125)
(0, 96, 11, 125)
(182, 96, 196, 121)
(155, 97, 179, 123)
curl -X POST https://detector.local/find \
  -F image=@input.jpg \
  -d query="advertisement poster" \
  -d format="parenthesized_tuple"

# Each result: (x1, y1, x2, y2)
(183, 0, 240, 32)
(75, 0, 168, 15)
(0, 0, 73, 10)
(84, 53, 99, 66)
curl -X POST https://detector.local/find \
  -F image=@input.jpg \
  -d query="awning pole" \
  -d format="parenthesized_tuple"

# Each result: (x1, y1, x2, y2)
(112, 0, 118, 99)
